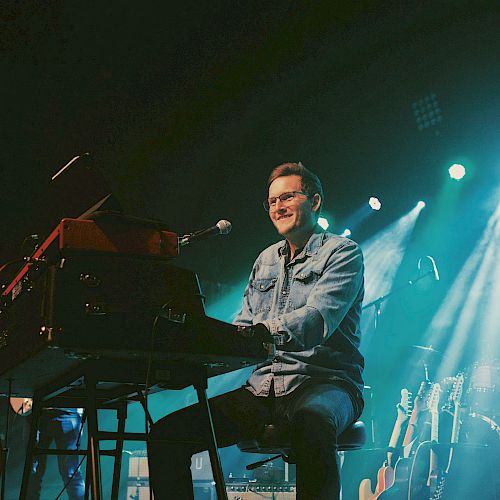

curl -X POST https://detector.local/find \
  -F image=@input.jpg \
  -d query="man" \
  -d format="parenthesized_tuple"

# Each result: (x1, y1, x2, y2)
(148, 162, 364, 499)
(27, 408, 85, 500)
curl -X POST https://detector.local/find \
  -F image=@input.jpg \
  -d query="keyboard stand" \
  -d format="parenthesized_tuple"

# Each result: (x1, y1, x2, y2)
(18, 358, 228, 500)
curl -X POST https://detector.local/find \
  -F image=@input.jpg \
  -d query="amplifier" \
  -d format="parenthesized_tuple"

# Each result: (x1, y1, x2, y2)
(125, 452, 296, 499)
(226, 488, 295, 499)
(125, 483, 216, 500)
(125, 486, 150, 500)
(127, 449, 213, 483)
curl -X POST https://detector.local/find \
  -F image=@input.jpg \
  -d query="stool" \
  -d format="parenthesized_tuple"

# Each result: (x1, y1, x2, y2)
(238, 420, 366, 469)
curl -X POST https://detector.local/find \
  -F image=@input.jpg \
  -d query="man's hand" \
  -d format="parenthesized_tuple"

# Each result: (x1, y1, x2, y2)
(237, 324, 276, 357)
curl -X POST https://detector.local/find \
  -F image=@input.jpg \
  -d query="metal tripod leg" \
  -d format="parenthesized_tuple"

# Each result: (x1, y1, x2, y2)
(194, 380, 227, 500)
(85, 374, 102, 500)
(111, 403, 127, 499)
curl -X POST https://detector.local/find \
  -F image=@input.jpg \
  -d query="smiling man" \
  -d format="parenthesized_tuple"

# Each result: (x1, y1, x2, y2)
(148, 162, 365, 499)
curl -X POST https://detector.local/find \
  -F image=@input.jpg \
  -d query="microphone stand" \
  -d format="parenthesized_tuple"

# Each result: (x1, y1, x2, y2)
(362, 269, 436, 331)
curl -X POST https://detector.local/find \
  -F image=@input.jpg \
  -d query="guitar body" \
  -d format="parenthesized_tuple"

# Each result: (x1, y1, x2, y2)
(408, 441, 432, 500)
(359, 467, 396, 500)
(408, 440, 448, 500)
(377, 465, 395, 492)
(359, 478, 375, 500)
(359, 389, 411, 499)
(377, 458, 411, 500)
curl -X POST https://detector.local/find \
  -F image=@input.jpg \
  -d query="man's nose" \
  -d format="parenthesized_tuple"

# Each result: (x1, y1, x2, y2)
(275, 198, 287, 211)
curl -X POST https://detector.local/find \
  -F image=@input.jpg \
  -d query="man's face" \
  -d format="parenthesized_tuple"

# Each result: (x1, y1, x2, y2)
(267, 174, 318, 240)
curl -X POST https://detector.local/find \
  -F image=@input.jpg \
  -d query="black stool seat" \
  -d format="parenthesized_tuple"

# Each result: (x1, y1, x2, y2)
(238, 420, 366, 460)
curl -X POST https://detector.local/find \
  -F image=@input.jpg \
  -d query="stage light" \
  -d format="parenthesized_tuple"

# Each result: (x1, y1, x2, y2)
(340, 228, 351, 237)
(416, 201, 426, 210)
(317, 217, 330, 230)
(448, 163, 466, 180)
(412, 93, 443, 132)
(368, 197, 382, 211)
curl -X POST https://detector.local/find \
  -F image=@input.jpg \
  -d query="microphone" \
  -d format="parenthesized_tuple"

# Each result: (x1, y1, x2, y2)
(179, 220, 232, 247)
(418, 255, 440, 281)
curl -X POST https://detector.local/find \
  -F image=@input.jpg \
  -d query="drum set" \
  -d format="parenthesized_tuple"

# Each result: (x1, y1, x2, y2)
(458, 361, 500, 445)
(410, 346, 499, 444)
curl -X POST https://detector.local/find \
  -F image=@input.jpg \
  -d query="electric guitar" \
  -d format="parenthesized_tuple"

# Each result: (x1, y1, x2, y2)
(408, 382, 442, 500)
(376, 380, 432, 499)
(432, 373, 464, 499)
(446, 374, 464, 472)
(359, 389, 412, 500)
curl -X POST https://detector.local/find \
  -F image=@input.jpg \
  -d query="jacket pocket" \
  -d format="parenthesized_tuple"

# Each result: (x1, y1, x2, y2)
(250, 277, 277, 313)
(251, 277, 277, 292)
(294, 269, 320, 285)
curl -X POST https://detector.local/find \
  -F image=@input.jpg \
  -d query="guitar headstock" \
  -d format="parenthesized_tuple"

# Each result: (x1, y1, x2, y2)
(396, 388, 412, 423)
(412, 380, 432, 413)
(449, 373, 464, 406)
(427, 383, 441, 415)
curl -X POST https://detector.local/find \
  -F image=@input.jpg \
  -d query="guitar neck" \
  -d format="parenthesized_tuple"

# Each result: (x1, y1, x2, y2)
(387, 391, 411, 466)
(430, 409, 439, 443)
(427, 384, 442, 491)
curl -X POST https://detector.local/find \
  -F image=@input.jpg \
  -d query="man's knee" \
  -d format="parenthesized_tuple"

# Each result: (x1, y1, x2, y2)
(291, 406, 339, 448)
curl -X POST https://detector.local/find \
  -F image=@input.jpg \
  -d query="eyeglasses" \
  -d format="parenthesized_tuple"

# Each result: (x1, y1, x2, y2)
(263, 191, 310, 211)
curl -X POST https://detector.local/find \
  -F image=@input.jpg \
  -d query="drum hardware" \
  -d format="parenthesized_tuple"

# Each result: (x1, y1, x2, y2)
(468, 412, 500, 438)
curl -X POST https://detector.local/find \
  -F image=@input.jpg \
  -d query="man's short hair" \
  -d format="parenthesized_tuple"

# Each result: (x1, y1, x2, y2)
(268, 161, 324, 214)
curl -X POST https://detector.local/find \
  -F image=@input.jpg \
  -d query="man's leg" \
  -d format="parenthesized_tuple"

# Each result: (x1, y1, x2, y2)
(53, 411, 85, 500)
(285, 383, 357, 500)
(27, 413, 52, 500)
(147, 387, 270, 499)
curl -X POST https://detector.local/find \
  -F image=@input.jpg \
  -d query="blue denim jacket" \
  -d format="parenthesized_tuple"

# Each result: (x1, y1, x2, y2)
(234, 230, 364, 406)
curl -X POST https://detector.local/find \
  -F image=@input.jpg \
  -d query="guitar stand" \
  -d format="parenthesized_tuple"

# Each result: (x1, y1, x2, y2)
(17, 359, 228, 500)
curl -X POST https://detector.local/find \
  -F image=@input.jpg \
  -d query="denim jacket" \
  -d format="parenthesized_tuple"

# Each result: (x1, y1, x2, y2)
(234, 230, 364, 406)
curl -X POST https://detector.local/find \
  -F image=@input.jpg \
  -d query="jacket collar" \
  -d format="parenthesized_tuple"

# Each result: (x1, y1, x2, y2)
(277, 229, 326, 259)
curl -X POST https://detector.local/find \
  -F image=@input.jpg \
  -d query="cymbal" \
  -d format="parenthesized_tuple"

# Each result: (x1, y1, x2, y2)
(411, 344, 442, 356)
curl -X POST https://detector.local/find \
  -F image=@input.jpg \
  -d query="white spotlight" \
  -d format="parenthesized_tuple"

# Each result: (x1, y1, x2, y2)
(416, 201, 426, 210)
(341, 228, 352, 237)
(368, 197, 382, 211)
(448, 164, 466, 181)
(317, 217, 330, 230)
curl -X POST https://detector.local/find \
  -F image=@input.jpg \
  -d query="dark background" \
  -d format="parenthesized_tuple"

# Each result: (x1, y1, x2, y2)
(2, 1, 499, 282)
(2, 2, 500, 498)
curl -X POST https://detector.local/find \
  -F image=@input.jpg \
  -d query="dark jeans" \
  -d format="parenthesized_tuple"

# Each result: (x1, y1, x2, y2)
(148, 382, 358, 499)
(28, 410, 85, 500)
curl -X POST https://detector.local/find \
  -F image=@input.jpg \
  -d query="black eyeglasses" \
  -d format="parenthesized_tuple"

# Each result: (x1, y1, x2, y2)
(263, 191, 310, 211)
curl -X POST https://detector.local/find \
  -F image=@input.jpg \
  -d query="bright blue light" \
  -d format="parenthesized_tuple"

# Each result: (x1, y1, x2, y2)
(317, 217, 330, 230)
(448, 163, 466, 180)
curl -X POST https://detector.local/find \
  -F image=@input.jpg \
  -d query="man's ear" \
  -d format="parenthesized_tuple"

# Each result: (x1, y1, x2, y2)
(311, 193, 321, 213)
